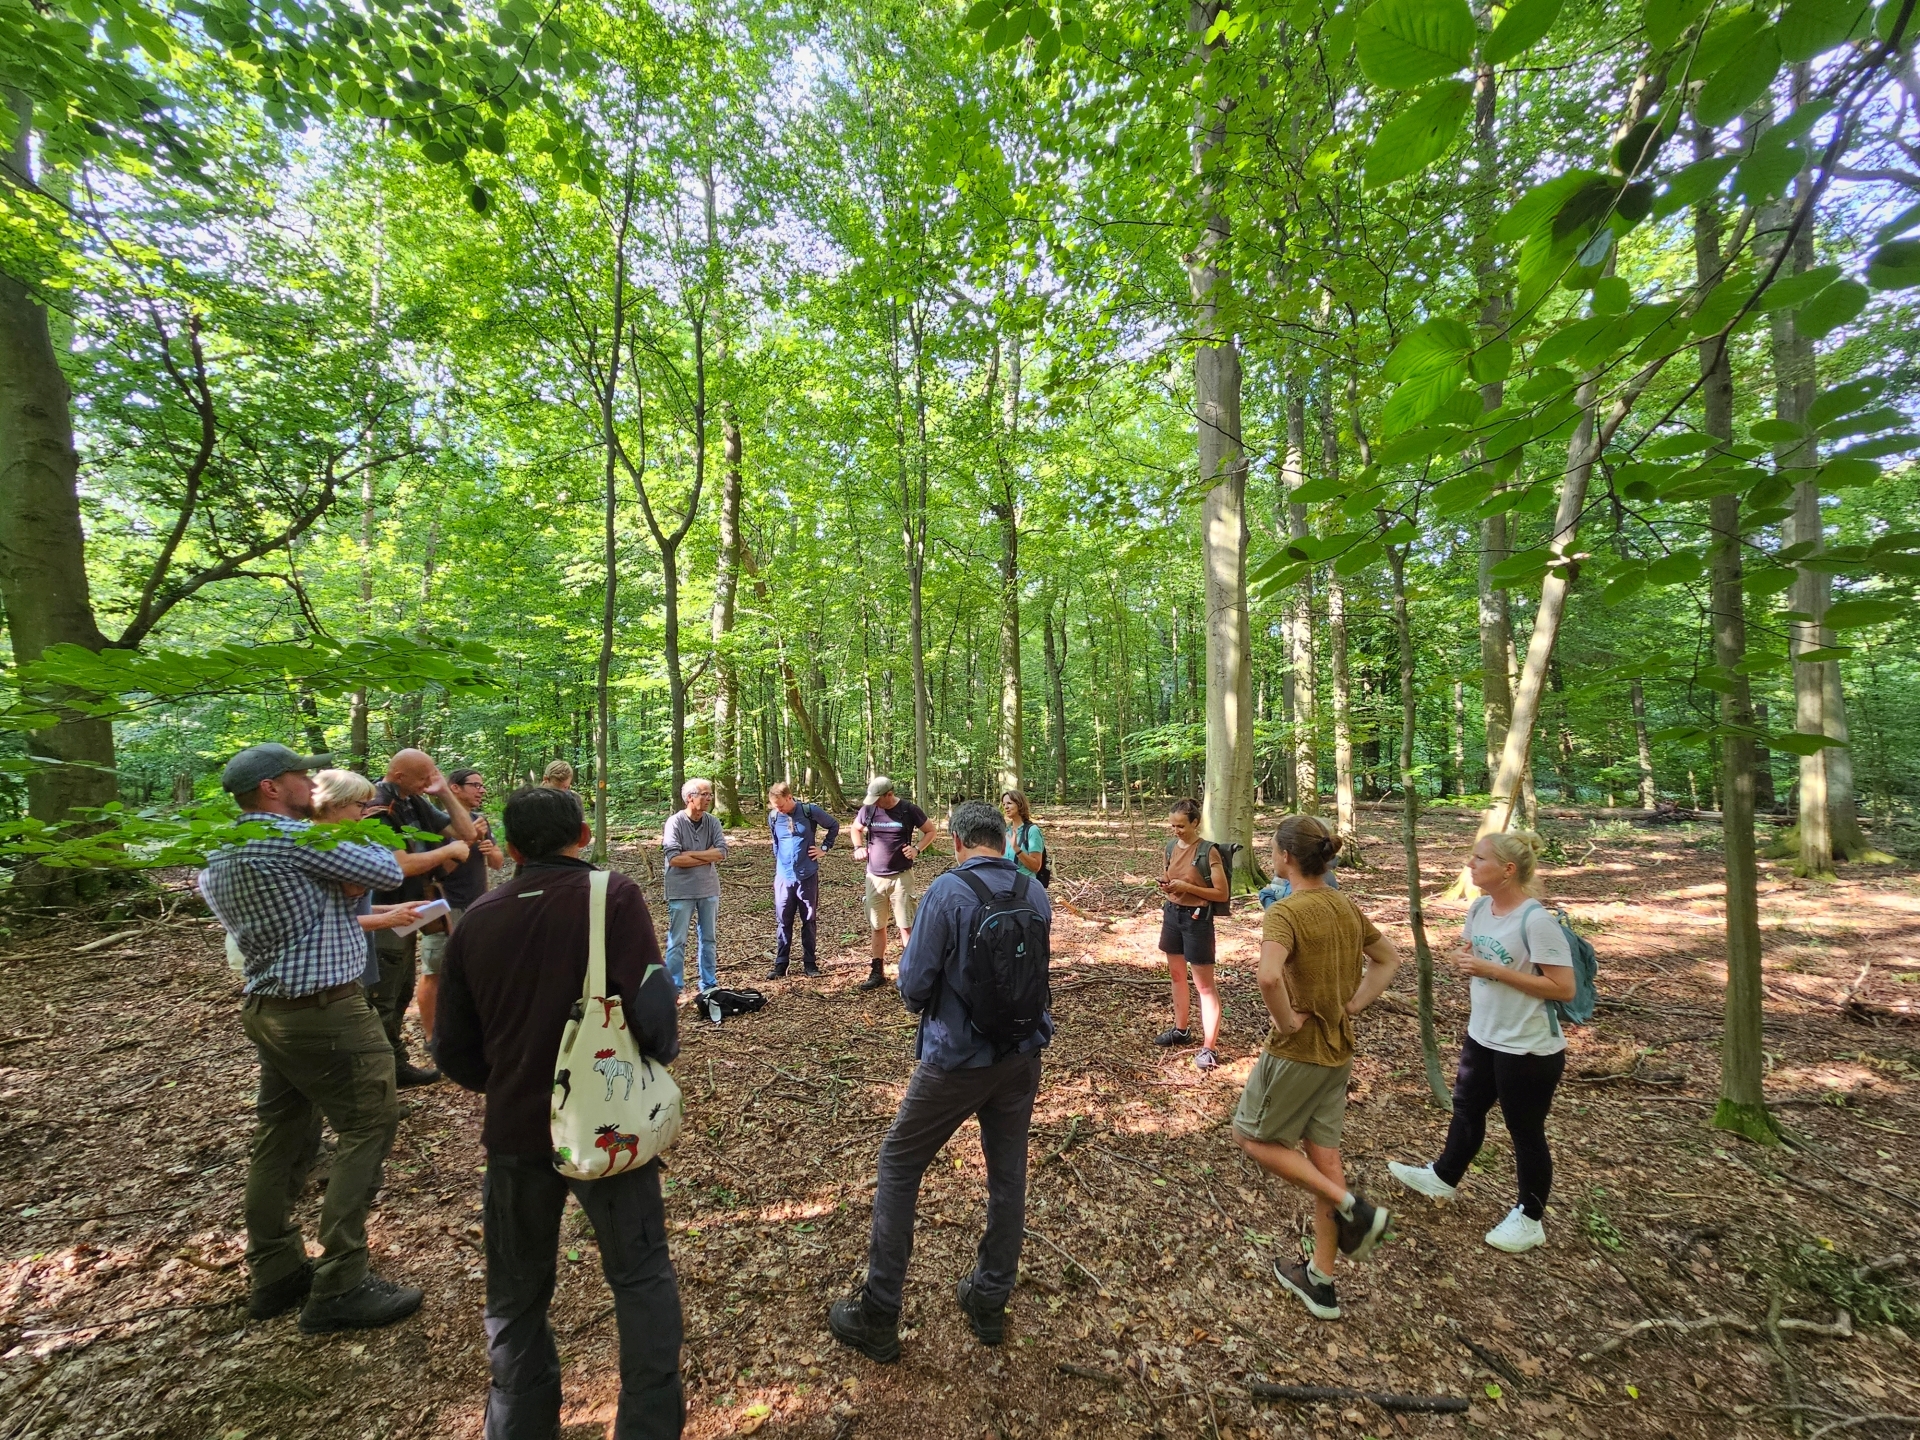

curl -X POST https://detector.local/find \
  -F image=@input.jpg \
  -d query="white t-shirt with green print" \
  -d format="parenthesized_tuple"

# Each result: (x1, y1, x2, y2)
(1464, 895, 1573, 1056)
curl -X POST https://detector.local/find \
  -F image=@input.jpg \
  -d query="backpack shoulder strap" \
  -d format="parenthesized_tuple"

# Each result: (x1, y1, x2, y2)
(1011, 872, 1031, 905)
(955, 867, 996, 908)
(587, 869, 610, 1004)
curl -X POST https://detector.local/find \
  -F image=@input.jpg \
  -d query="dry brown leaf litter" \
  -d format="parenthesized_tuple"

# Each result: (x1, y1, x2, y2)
(2, 805, 1918, 1439)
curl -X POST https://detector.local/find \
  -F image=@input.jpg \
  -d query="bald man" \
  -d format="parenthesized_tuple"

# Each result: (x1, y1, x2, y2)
(369, 749, 480, 1086)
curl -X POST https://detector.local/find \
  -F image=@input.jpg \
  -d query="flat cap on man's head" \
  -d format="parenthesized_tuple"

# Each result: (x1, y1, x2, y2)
(864, 776, 895, 804)
(221, 743, 330, 795)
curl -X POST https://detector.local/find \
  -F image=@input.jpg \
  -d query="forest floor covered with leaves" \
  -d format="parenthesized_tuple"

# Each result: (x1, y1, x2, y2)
(2, 803, 1918, 1440)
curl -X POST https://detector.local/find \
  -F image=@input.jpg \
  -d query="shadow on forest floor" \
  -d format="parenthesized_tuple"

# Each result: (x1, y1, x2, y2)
(1, 803, 1917, 1439)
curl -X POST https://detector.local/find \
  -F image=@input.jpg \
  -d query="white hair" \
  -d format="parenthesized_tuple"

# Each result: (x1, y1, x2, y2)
(682, 777, 714, 802)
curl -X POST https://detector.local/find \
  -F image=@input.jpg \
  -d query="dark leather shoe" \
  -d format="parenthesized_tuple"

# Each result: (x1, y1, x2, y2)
(766, 963, 788, 979)
(827, 1291, 900, 1363)
(299, 1273, 425, 1334)
(857, 968, 890, 991)
(955, 1274, 1005, 1345)
(801, 962, 821, 977)
(248, 1262, 312, 1321)
(395, 1062, 441, 1088)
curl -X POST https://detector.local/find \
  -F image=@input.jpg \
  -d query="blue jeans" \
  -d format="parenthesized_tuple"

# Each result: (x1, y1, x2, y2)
(664, 895, 719, 992)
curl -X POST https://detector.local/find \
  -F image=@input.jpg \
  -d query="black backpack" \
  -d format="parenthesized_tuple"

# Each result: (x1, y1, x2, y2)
(1015, 822, 1052, 888)
(1164, 838, 1238, 916)
(952, 870, 1052, 1054)
(697, 987, 766, 1025)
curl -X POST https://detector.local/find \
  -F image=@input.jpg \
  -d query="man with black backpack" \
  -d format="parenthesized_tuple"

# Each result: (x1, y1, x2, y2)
(828, 800, 1053, 1364)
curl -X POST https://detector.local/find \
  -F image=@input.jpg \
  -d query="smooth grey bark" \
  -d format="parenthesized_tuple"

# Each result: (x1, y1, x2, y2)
(1283, 383, 1316, 812)
(711, 401, 743, 825)
(990, 330, 1023, 794)
(1044, 600, 1070, 803)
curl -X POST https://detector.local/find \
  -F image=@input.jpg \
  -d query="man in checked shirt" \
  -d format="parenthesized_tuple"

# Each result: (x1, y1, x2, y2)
(202, 744, 444, 1334)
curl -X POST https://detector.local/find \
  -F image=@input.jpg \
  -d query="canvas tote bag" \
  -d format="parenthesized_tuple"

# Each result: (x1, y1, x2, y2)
(550, 869, 683, 1180)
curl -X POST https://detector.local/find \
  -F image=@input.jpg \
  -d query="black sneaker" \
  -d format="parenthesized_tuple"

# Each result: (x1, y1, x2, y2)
(298, 1273, 425, 1334)
(395, 1062, 441, 1088)
(248, 1262, 312, 1321)
(1152, 1027, 1192, 1047)
(827, 1290, 900, 1363)
(801, 962, 822, 977)
(857, 968, 890, 992)
(766, 963, 788, 980)
(1273, 1258, 1340, 1321)
(955, 1274, 1005, 1346)
(1335, 1193, 1390, 1260)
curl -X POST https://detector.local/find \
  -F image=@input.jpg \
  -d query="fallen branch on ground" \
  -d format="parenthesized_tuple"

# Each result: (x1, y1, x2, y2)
(18, 1297, 240, 1338)
(1247, 1383, 1469, 1414)
(1808, 1412, 1920, 1439)
(1578, 1313, 1755, 1361)
(1023, 1226, 1111, 1296)
(1777, 1310, 1854, 1340)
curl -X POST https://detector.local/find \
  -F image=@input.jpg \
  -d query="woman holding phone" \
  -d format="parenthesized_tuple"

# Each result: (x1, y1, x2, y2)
(1154, 799, 1230, 1071)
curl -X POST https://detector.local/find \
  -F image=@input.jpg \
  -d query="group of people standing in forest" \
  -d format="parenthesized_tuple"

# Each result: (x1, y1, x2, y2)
(199, 736, 1577, 1438)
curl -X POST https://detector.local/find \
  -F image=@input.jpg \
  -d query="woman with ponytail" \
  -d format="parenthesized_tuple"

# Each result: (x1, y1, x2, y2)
(1389, 830, 1575, 1255)
(1233, 815, 1401, 1322)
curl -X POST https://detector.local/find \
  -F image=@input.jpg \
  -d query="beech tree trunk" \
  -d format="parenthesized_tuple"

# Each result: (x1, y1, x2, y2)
(995, 331, 1023, 793)
(0, 92, 119, 846)
(711, 403, 744, 825)
(1388, 542, 1451, 1110)
(1191, 0, 1260, 887)
(1283, 385, 1316, 812)
(1044, 601, 1070, 802)
(1631, 679, 1657, 807)
(1696, 138, 1779, 1145)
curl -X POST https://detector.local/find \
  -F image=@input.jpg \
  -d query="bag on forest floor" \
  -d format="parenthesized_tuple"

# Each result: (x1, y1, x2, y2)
(550, 869, 683, 1181)
(699, 987, 767, 1024)
(1529, 900, 1599, 1028)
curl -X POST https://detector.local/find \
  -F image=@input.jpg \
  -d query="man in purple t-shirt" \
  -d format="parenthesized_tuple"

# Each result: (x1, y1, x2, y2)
(850, 776, 937, 992)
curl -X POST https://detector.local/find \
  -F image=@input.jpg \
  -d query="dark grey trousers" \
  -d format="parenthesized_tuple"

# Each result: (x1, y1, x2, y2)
(863, 1051, 1042, 1314)
(483, 1154, 684, 1440)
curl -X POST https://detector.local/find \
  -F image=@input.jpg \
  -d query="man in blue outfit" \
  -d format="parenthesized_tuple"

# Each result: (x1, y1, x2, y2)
(765, 781, 840, 979)
(828, 800, 1053, 1362)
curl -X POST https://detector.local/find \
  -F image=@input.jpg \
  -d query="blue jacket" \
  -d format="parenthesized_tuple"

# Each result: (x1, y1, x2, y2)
(899, 855, 1054, 1070)
(767, 801, 840, 883)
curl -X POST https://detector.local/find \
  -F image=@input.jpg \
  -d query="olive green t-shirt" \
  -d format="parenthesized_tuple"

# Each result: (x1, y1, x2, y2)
(1261, 888, 1382, 1066)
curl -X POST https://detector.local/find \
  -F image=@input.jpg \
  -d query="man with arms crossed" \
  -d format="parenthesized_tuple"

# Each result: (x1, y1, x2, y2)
(850, 776, 937, 992)
(661, 776, 727, 994)
(201, 744, 429, 1332)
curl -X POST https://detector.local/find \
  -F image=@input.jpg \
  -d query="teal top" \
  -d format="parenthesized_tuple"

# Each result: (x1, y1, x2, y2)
(1006, 821, 1045, 866)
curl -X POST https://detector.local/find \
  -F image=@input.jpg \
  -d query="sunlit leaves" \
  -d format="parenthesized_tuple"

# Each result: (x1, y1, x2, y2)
(1866, 238, 1920, 288)
(1824, 597, 1907, 627)
(1776, 0, 1872, 58)
(1695, 28, 1783, 128)
(1644, 0, 1712, 50)
(1484, 0, 1564, 64)
(1355, 0, 1475, 88)
(1363, 80, 1472, 187)
(1794, 278, 1868, 338)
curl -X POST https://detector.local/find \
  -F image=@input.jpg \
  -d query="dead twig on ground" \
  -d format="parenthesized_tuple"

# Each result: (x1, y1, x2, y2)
(1458, 1335, 1527, 1390)
(18, 1296, 240, 1338)
(1023, 1226, 1111, 1296)
(1807, 1413, 1920, 1439)
(1578, 1313, 1755, 1361)
(1767, 1290, 1806, 1439)
(1247, 1383, 1469, 1414)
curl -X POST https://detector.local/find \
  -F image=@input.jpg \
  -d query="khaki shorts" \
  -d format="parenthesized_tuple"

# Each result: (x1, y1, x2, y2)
(1233, 1052, 1352, 1148)
(864, 871, 919, 932)
(417, 905, 465, 976)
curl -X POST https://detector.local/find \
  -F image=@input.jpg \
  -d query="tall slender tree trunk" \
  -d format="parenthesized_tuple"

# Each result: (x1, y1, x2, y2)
(1631, 680, 1657, 807)
(1328, 573, 1356, 845)
(594, 383, 620, 863)
(711, 403, 744, 825)
(1044, 600, 1070, 802)
(1388, 542, 1451, 1110)
(1283, 383, 1317, 812)
(995, 331, 1023, 793)
(1471, 37, 1515, 791)
(1190, 0, 1260, 886)
(1696, 133, 1779, 1146)
(0, 91, 118, 850)
(895, 301, 933, 806)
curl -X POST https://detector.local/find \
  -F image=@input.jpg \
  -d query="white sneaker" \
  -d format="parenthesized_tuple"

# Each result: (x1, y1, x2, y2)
(1387, 1161, 1458, 1200)
(1484, 1206, 1546, 1253)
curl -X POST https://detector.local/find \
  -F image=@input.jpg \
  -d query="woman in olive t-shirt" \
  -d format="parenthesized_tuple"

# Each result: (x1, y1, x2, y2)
(1232, 815, 1401, 1322)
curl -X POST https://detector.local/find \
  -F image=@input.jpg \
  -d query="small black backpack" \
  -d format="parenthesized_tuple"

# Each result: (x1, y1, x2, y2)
(1016, 822, 1052, 888)
(697, 987, 767, 1025)
(952, 870, 1052, 1054)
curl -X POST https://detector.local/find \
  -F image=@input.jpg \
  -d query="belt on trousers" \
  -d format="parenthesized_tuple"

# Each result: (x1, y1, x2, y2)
(249, 980, 364, 1011)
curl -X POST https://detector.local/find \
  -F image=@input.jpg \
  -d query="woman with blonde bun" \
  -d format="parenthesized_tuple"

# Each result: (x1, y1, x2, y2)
(1389, 830, 1575, 1255)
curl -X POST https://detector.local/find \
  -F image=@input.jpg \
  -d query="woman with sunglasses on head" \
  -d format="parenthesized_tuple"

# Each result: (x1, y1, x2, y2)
(1388, 830, 1574, 1255)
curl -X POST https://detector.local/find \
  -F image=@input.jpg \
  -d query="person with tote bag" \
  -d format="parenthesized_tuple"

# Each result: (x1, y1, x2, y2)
(434, 785, 685, 1440)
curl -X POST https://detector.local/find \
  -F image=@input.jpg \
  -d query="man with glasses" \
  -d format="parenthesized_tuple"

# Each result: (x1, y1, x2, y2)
(661, 777, 728, 995)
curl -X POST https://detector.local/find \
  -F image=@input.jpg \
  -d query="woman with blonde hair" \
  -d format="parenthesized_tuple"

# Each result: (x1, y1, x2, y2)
(1389, 830, 1575, 1255)
(541, 760, 574, 791)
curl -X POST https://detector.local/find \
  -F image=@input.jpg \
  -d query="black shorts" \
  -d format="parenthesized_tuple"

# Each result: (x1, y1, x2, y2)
(1159, 902, 1216, 967)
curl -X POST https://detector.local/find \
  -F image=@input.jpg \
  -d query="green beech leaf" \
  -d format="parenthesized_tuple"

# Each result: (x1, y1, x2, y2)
(1836, 433, 1920, 460)
(1469, 338, 1514, 383)
(1334, 538, 1386, 575)
(1381, 367, 1469, 434)
(1383, 315, 1476, 382)
(1875, 199, 1920, 243)
(1356, 0, 1476, 87)
(1612, 118, 1664, 175)
(1820, 405, 1906, 439)
(1652, 156, 1736, 217)
(1818, 456, 1881, 487)
(1867, 238, 1920, 289)
(1808, 377, 1884, 425)
(1777, 0, 1871, 58)
(1749, 418, 1810, 443)
(1823, 598, 1906, 628)
(1489, 547, 1551, 582)
(1794, 279, 1869, 338)
(1646, 550, 1706, 585)
(1484, 0, 1564, 63)
(1695, 30, 1784, 128)
(1753, 262, 1843, 312)
(1433, 473, 1495, 514)
(1364, 80, 1474, 186)
(1695, 7, 1769, 71)
(964, 0, 1000, 25)
(1603, 568, 1648, 604)
(1496, 172, 1597, 243)
(1645, 0, 1712, 49)
(1769, 730, 1849, 754)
